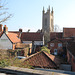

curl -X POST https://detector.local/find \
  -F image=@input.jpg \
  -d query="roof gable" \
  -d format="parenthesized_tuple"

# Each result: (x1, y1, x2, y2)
(0, 32, 21, 43)
(0, 33, 13, 44)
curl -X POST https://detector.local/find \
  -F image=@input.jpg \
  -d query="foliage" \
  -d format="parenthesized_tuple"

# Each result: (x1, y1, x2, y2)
(40, 46, 50, 54)
(0, 49, 34, 69)
(0, 57, 12, 68)
(0, 54, 34, 69)
(54, 24, 63, 32)
(19, 61, 34, 69)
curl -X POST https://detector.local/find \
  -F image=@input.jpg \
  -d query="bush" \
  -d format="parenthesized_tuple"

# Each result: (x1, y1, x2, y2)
(0, 56, 34, 69)
(0, 59, 10, 67)
(0, 50, 34, 69)
(40, 46, 50, 54)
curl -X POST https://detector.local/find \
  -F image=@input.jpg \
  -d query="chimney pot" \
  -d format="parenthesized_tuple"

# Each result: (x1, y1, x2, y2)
(3, 25, 8, 34)
(5, 25, 6, 27)
(19, 28, 22, 32)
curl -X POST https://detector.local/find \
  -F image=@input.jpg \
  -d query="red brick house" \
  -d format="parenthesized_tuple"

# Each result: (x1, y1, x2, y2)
(23, 51, 62, 68)
(48, 30, 75, 56)
(48, 39, 63, 55)
(67, 42, 75, 72)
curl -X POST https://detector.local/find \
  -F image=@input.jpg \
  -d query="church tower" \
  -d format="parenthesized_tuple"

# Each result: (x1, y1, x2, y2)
(42, 6, 54, 44)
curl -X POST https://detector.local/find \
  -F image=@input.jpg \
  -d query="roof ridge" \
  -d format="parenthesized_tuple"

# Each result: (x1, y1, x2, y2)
(23, 51, 43, 61)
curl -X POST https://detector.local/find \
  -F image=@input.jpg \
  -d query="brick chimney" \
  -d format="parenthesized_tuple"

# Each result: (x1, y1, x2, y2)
(3, 25, 8, 34)
(19, 28, 22, 32)
(0, 24, 3, 32)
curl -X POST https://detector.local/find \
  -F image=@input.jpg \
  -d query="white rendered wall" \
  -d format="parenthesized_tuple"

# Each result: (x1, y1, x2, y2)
(23, 41, 43, 45)
(0, 33, 12, 49)
(23, 41, 32, 44)
(34, 41, 43, 45)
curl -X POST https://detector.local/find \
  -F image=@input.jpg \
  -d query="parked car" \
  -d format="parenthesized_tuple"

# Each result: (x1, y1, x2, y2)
(15, 56, 26, 59)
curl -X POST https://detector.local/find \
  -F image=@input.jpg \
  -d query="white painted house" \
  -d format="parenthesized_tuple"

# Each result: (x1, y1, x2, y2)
(0, 25, 21, 50)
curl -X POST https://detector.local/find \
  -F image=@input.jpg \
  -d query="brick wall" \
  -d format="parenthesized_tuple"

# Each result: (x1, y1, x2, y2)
(71, 55, 75, 71)
(67, 50, 75, 72)
(48, 39, 63, 55)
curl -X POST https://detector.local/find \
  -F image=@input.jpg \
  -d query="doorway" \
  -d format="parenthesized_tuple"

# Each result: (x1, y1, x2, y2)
(54, 49, 58, 55)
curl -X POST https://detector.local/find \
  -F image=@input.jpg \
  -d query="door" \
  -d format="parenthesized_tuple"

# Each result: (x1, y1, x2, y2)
(54, 49, 58, 55)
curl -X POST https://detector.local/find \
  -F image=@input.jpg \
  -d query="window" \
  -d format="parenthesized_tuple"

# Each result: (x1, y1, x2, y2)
(58, 43, 62, 47)
(50, 43, 54, 47)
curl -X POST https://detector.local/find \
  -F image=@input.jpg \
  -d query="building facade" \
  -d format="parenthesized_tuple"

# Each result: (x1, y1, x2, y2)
(0, 25, 21, 50)
(48, 39, 63, 55)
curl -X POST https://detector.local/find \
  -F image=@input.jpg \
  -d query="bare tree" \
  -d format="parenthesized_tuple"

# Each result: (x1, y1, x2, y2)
(54, 24, 63, 32)
(27, 29, 30, 32)
(0, 0, 12, 23)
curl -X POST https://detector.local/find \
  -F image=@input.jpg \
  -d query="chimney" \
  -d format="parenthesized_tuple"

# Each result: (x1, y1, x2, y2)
(19, 28, 22, 32)
(3, 25, 8, 34)
(19, 28, 22, 38)
(0, 24, 3, 32)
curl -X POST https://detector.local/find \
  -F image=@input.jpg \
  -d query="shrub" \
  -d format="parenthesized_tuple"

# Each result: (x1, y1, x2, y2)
(0, 59, 10, 67)
(40, 46, 50, 54)
(0, 50, 34, 69)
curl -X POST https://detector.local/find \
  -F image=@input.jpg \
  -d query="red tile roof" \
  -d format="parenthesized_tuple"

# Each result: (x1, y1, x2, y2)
(23, 51, 62, 68)
(67, 42, 75, 56)
(43, 51, 62, 66)
(63, 28, 75, 37)
(50, 32, 63, 40)
(9, 31, 20, 37)
(21, 32, 43, 41)
(7, 32, 21, 43)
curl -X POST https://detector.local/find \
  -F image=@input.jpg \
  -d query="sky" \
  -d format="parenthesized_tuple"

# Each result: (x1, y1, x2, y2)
(1, 0, 75, 32)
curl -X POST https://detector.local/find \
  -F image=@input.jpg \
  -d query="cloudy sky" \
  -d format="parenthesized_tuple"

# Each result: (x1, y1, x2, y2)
(2, 0, 75, 32)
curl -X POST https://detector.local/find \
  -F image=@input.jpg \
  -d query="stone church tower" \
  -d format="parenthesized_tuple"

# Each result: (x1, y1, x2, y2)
(42, 6, 54, 44)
